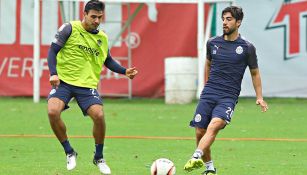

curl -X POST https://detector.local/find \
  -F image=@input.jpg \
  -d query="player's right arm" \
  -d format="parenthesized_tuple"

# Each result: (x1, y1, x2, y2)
(204, 59, 211, 84)
(204, 40, 212, 85)
(47, 23, 72, 88)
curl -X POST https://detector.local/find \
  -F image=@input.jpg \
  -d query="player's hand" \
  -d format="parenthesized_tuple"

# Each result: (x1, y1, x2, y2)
(256, 99, 268, 112)
(125, 67, 138, 79)
(49, 75, 60, 88)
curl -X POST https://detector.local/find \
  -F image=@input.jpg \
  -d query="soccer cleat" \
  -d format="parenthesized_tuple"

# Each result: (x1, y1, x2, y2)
(93, 158, 111, 174)
(183, 158, 204, 172)
(66, 151, 77, 170)
(202, 168, 217, 175)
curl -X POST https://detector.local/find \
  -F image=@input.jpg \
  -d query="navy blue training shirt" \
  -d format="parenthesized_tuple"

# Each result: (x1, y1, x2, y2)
(204, 35, 258, 98)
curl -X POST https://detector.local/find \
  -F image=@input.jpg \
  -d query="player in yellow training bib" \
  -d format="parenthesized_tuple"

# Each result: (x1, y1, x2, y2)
(46, 1, 138, 174)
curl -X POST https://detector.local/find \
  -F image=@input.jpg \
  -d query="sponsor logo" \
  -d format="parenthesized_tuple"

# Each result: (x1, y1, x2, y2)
(266, 0, 307, 60)
(213, 45, 219, 54)
(78, 45, 100, 57)
(94, 96, 100, 100)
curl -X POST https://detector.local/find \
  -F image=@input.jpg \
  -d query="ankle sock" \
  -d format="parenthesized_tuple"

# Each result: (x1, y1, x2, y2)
(94, 144, 104, 160)
(61, 140, 74, 154)
(192, 149, 204, 159)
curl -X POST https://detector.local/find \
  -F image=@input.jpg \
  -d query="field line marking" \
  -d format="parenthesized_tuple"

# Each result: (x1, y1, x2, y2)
(0, 134, 307, 142)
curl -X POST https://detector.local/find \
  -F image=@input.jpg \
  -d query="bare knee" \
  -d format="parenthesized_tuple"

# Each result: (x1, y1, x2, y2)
(87, 104, 105, 124)
(91, 112, 105, 123)
(206, 125, 220, 134)
(48, 107, 61, 121)
(47, 98, 65, 121)
(207, 118, 226, 134)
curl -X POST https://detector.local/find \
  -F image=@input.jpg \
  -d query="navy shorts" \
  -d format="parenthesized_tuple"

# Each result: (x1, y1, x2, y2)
(190, 92, 238, 129)
(47, 81, 103, 116)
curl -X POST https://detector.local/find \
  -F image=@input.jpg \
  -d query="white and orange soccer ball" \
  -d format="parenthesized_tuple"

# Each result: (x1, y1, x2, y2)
(150, 158, 176, 175)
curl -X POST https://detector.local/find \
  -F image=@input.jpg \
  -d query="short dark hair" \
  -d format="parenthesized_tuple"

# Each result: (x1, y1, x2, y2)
(222, 6, 244, 21)
(84, 0, 105, 13)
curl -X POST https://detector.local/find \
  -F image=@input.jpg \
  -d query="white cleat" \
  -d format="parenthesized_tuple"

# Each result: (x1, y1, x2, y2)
(94, 158, 111, 174)
(66, 151, 77, 170)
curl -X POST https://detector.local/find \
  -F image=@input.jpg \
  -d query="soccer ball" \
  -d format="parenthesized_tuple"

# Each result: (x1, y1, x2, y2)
(150, 158, 176, 175)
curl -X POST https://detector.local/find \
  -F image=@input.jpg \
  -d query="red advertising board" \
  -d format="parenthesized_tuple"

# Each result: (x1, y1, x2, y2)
(0, 2, 209, 97)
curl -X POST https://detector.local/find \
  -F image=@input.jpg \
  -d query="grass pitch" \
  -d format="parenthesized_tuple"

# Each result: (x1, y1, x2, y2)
(0, 97, 307, 175)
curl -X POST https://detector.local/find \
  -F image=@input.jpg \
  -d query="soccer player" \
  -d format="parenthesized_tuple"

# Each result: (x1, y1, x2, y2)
(183, 6, 268, 175)
(47, 0, 138, 174)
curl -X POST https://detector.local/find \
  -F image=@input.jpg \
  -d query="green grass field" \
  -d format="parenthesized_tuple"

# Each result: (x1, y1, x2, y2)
(0, 97, 307, 175)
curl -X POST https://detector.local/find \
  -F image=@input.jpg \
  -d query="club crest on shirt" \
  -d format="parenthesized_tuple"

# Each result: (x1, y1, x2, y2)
(194, 114, 202, 122)
(97, 39, 102, 46)
(236, 46, 243, 54)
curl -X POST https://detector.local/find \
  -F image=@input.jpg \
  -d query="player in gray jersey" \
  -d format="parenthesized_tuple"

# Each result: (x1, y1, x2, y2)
(184, 6, 268, 175)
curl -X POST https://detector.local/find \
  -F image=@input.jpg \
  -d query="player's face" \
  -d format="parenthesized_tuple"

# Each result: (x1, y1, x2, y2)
(84, 10, 104, 31)
(222, 12, 241, 35)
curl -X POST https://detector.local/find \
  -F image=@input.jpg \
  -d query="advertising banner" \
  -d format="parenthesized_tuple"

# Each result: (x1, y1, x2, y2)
(0, 0, 306, 98)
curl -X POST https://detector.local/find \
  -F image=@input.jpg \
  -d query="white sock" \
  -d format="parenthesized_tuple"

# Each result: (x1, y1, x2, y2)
(192, 149, 203, 159)
(205, 160, 215, 171)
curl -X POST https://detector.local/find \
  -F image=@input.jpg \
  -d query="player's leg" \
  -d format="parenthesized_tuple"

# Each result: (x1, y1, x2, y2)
(200, 99, 236, 175)
(87, 104, 106, 158)
(184, 100, 213, 172)
(47, 84, 76, 170)
(195, 127, 205, 145)
(184, 127, 208, 172)
(185, 118, 224, 174)
(195, 127, 212, 163)
(198, 117, 226, 157)
(199, 117, 226, 175)
(47, 98, 67, 143)
(75, 88, 111, 174)
(87, 104, 111, 175)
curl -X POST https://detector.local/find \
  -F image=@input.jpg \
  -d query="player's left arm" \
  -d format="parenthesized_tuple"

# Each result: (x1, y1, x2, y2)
(247, 43, 268, 112)
(104, 50, 138, 79)
(250, 68, 268, 112)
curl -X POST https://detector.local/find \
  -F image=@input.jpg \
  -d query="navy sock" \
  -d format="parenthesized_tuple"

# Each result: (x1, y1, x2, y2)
(94, 144, 104, 160)
(61, 140, 74, 154)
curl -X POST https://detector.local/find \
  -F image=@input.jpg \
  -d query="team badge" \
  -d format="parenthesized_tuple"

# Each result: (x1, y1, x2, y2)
(236, 46, 243, 54)
(97, 39, 102, 46)
(194, 114, 202, 122)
